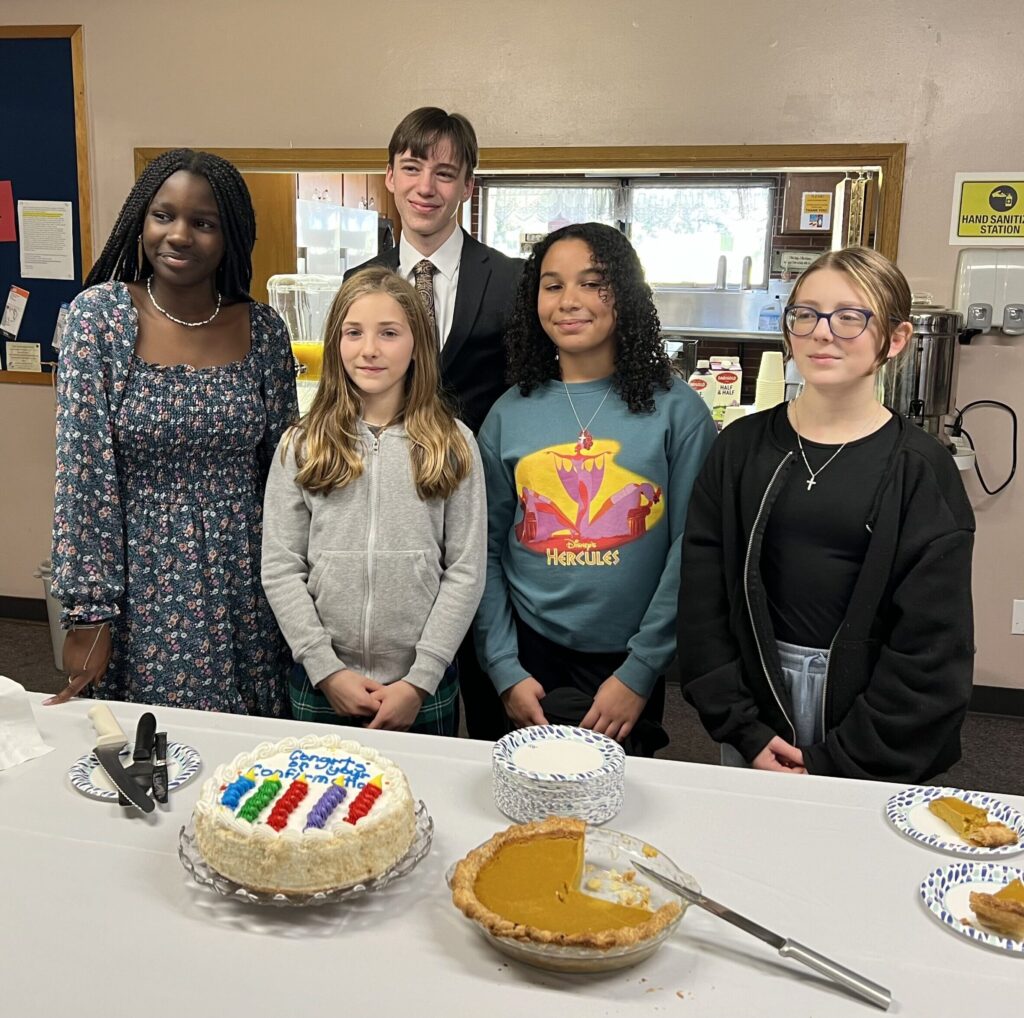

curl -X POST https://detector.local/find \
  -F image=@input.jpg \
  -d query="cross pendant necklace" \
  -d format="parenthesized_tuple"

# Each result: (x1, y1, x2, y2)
(564, 382, 613, 451)
(791, 400, 848, 492)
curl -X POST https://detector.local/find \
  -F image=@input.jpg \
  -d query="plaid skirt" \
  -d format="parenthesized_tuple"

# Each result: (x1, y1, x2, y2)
(289, 662, 459, 736)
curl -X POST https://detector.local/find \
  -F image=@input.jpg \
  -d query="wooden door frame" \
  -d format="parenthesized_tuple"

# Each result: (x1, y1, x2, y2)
(136, 143, 906, 260)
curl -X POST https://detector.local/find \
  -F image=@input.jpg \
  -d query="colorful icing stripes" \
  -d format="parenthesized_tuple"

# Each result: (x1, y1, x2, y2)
(266, 776, 310, 831)
(236, 776, 283, 823)
(304, 778, 348, 831)
(220, 769, 257, 809)
(345, 775, 383, 824)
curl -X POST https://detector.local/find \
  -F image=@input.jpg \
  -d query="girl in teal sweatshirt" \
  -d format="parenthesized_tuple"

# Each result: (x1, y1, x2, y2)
(474, 223, 716, 753)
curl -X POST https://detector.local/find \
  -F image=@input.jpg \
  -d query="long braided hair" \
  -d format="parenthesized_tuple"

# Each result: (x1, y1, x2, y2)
(85, 149, 256, 300)
(505, 222, 673, 413)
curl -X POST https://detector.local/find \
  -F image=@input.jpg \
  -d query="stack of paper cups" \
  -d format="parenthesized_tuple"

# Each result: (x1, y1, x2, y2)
(754, 351, 786, 410)
(721, 405, 749, 429)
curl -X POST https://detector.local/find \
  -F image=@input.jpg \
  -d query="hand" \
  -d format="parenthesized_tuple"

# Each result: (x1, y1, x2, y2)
(580, 675, 646, 743)
(366, 680, 428, 731)
(751, 736, 806, 774)
(43, 625, 111, 706)
(318, 669, 384, 719)
(501, 677, 548, 728)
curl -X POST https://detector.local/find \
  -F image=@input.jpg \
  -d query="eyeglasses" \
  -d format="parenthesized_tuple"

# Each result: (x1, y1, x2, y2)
(784, 305, 877, 340)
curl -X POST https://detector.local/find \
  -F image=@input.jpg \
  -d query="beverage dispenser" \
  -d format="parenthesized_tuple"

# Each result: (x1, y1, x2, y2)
(877, 305, 963, 442)
(267, 274, 344, 415)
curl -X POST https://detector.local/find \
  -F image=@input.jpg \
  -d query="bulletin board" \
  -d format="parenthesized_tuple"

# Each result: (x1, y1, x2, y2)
(0, 25, 92, 385)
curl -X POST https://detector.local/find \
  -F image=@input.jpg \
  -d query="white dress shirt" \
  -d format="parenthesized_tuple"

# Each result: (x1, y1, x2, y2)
(398, 228, 463, 349)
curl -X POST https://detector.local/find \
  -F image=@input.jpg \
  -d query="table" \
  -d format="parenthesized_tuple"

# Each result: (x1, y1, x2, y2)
(2, 695, 1020, 1016)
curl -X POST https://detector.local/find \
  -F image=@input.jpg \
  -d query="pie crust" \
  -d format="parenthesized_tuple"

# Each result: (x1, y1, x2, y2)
(970, 878, 1024, 940)
(450, 816, 681, 949)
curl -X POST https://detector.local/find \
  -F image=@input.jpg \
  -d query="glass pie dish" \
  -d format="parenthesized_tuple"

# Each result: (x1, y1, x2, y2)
(446, 824, 698, 972)
(179, 799, 433, 907)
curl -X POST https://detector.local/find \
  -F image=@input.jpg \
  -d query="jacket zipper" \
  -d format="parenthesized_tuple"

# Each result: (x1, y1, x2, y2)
(363, 433, 382, 675)
(743, 451, 796, 744)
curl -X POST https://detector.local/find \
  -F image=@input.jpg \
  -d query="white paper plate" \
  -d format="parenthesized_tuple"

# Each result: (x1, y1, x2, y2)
(920, 862, 1024, 954)
(68, 741, 201, 801)
(885, 786, 1023, 857)
(492, 726, 625, 824)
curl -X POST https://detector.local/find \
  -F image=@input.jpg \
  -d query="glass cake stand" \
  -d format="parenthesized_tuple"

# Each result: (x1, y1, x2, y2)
(178, 800, 433, 907)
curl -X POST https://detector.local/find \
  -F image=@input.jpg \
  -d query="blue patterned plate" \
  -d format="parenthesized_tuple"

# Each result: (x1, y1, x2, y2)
(493, 725, 623, 783)
(885, 786, 1023, 857)
(493, 726, 625, 824)
(68, 741, 201, 801)
(920, 862, 1024, 953)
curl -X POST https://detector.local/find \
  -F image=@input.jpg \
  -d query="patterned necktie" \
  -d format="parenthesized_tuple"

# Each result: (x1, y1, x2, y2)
(412, 259, 439, 347)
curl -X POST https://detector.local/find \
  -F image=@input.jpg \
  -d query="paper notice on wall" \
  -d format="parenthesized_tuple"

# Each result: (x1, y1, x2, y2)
(5, 341, 42, 372)
(18, 200, 74, 279)
(800, 192, 832, 231)
(1, 285, 29, 340)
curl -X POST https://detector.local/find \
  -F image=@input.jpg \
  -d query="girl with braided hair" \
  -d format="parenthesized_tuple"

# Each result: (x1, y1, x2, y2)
(474, 223, 716, 753)
(46, 149, 297, 715)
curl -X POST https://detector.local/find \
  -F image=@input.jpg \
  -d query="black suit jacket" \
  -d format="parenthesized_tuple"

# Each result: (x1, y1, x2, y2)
(344, 229, 523, 433)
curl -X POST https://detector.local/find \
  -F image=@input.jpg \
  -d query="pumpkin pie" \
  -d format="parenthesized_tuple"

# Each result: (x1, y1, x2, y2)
(450, 817, 681, 949)
(928, 796, 1019, 848)
(970, 878, 1024, 940)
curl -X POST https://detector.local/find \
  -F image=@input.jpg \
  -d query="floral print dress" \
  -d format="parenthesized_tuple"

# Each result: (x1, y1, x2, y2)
(51, 281, 298, 715)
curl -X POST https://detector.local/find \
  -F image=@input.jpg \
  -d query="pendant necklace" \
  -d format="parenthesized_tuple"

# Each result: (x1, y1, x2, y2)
(790, 400, 849, 492)
(563, 381, 613, 451)
(147, 277, 222, 327)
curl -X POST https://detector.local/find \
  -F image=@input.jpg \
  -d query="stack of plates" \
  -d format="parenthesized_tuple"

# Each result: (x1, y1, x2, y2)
(492, 725, 625, 825)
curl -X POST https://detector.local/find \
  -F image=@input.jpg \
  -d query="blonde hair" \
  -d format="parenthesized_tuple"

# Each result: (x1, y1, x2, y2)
(783, 246, 911, 368)
(284, 267, 472, 500)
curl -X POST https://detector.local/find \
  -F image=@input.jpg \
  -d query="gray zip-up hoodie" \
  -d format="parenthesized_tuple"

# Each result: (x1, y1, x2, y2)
(262, 421, 486, 695)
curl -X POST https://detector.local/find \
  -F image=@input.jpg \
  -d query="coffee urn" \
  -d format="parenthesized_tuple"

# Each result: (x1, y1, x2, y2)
(878, 306, 963, 443)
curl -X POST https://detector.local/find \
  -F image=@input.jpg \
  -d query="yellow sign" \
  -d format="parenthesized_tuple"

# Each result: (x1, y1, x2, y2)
(954, 179, 1024, 239)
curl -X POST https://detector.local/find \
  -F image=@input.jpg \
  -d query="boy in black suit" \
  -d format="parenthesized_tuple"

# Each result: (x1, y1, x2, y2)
(345, 107, 522, 737)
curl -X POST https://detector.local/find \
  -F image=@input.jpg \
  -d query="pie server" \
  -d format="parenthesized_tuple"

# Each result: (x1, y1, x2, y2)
(633, 861, 891, 1011)
(88, 704, 155, 814)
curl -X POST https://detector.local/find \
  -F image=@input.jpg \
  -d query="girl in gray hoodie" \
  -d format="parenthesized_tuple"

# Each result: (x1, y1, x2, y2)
(262, 268, 486, 735)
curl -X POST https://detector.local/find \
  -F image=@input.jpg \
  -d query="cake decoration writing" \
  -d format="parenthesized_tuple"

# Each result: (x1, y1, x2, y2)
(221, 769, 257, 809)
(344, 774, 383, 824)
(304, 777, 349, 831)
(266, 775, 310, 832)
(237, 775, 282, 823)
(252, 752, 371, 786)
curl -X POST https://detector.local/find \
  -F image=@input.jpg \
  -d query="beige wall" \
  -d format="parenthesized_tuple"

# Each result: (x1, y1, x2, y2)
(2, 0, 1021, 688)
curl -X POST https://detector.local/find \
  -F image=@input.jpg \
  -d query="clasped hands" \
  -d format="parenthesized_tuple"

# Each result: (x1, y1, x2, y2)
(318, 668, 427, 731)
(500, 674, 645, 744)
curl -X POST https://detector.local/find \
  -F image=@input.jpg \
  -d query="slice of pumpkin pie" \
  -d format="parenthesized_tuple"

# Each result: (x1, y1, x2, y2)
(928, 797, 1019, 848)
(970, 878, 1024, 940)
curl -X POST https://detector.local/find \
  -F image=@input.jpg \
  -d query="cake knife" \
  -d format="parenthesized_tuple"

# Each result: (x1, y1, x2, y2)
(88, 705, 155, 814)
(634, 862, 891, 1011)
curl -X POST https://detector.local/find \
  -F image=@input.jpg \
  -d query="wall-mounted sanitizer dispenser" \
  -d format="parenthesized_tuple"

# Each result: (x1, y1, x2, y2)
(954, 248, 1024, 335)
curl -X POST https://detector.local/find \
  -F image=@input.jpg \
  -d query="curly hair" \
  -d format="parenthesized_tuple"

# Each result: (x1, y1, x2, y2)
(84, 149, 256, 301)
(504, 222, 672, 413)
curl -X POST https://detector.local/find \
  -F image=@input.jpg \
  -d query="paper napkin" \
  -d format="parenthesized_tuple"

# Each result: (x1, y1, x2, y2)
(0, 675, 54, 770)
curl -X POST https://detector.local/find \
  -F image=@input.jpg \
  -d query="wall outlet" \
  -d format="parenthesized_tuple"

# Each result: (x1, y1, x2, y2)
(1013, 600, 1024, 635)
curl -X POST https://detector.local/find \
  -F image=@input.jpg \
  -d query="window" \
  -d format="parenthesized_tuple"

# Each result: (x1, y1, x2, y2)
(476, 177, 774, 288)
(481, 182, 619, 258)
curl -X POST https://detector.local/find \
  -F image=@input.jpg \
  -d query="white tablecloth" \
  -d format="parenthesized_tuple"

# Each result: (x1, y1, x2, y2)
(1, 696, 1020, 1016)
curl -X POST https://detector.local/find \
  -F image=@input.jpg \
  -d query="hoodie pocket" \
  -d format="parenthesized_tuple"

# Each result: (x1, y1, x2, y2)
(370, 550, 441, 653)
(310, 551, 367, 657)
